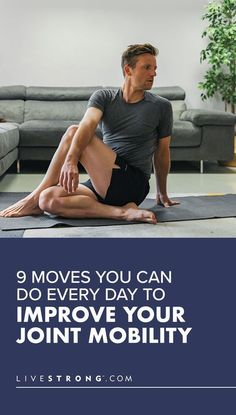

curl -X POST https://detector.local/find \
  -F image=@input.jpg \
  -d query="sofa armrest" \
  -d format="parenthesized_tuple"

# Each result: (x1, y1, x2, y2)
(180, 109, 236, 126)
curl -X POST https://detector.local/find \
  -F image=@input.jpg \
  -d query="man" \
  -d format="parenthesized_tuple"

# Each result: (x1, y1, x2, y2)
(0, 43, 178, 223)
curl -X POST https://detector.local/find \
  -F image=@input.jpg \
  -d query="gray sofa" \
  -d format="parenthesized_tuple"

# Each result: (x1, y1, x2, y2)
(0, 85, 235, 176)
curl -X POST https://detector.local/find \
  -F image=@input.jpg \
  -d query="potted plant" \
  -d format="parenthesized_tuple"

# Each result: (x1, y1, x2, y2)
(199, 0, 236, 114)
(199, 0, 236, 165)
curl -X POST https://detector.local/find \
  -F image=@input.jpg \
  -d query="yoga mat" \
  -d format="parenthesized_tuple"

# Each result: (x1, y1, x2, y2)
(0, 192, 236, 231)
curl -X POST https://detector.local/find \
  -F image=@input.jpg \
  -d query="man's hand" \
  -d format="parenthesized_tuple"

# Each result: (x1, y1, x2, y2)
(156, 193, 180, 208)
(59, 161, 79, 193)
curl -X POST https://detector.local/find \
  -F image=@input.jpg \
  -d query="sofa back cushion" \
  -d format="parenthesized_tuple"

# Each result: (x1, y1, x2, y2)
(0, 100, 25, 123)
(24, 100, 89, 121)
(26, 86, 102, 101)
(0, 85, 26, 123)
(150, 86, 185, 100)
(0, 85, 26, 99)
(24, 86, 102, 121)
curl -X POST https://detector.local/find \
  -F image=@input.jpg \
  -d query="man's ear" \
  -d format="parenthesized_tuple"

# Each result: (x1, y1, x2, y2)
(124, 64, 132, 77)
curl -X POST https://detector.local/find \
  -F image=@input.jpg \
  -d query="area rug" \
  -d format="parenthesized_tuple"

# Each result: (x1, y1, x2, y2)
(0, 192, 236, 231)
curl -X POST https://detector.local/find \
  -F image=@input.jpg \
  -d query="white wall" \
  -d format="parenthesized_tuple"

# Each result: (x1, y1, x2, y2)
(0, 0, 223, 110)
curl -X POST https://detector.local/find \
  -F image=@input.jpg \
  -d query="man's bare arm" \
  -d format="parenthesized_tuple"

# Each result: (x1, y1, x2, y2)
(59, 107, 103, 193)
(153, 136, 179, 207)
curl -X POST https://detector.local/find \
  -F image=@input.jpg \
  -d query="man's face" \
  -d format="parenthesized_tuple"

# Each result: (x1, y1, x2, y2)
(126, 53, 157, 90)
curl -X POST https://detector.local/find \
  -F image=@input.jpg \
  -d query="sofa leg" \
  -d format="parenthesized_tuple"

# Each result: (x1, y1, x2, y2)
(200, 160, 204, 174)
(17, 160, 20, 174)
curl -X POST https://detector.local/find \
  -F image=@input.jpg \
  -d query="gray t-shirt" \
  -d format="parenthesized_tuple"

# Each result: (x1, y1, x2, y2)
(87, 88, 173, 179)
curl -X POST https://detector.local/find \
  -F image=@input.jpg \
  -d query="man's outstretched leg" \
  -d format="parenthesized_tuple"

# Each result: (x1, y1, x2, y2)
(0, 125, 79, 217)
(39, 185, 157, 224)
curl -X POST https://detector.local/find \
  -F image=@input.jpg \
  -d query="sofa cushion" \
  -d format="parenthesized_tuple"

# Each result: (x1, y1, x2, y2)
(103, 86, 186, 101)
(0, 123, 19, 156)
(0, 100, 25, 123)
(19, 120, 77, 147)
(150, 86, 186, 100)
(24, 100, 89, 122)
(0, 85, 26, 99)
(171, 120, 201, 147)
(26, 86, 102, 101)
(180, 109, 236, 126)
(19, 120, 102, 147)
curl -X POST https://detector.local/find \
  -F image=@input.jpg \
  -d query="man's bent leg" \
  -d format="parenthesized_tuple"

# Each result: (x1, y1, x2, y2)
(0, 125, 79, 217)
(39, 185, 157, 224)
(34, 125, 80, 191)
(79, 135, 122, 198)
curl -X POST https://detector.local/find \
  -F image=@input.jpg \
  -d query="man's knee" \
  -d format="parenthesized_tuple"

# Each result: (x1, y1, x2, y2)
(39, 188, 61, 214)
(62, 124, 79, 145)
(67, 124, 79, 136)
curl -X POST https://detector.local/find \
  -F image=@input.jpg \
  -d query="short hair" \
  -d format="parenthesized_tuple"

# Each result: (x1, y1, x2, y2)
(121, 43, 159, 76)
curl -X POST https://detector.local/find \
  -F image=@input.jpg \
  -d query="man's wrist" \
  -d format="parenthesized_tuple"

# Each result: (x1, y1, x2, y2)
(66, 154, 78, 165)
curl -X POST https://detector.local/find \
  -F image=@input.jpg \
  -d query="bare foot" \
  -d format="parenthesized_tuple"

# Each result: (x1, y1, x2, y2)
(0, 195, 43, 217)
(123, 203, 157, 224)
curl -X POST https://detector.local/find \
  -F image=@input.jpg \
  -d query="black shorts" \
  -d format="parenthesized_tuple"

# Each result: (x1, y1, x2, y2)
(82, 154, 149, 206)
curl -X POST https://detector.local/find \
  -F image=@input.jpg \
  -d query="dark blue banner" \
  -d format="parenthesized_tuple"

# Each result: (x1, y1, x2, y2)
(1, 238, 235, 413)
